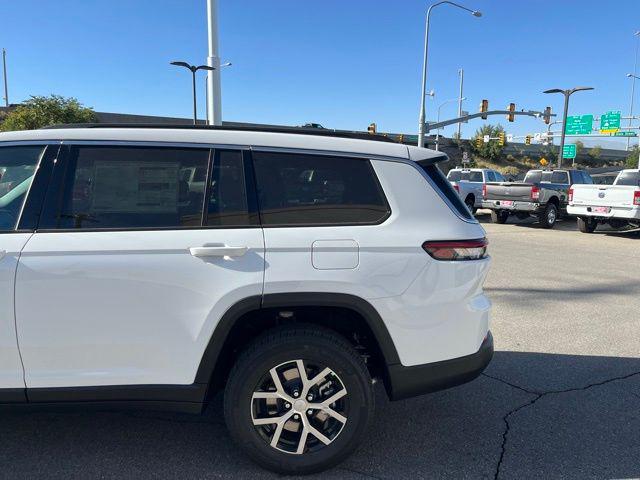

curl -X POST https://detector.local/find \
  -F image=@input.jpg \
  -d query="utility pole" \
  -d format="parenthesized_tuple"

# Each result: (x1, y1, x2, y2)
(206, 0, 222, 125)
(2, 49, 8, 107)
(456, 68, 464, 139)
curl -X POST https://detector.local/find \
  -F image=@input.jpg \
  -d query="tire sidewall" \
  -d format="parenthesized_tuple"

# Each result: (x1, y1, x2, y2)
(225, 333, 373, 474)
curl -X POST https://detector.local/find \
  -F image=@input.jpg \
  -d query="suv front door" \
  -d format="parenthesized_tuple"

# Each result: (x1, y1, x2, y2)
(15, 144, 264, 389)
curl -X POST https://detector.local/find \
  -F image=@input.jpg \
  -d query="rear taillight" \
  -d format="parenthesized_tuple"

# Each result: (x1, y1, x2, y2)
(634, 190, 640, 206)
(453, 184, 459, 193)
(422, 238, 488, 261)
(482, 184, 487, 199)
(568, 187, 574, 203)
(531, 185, 540, 201)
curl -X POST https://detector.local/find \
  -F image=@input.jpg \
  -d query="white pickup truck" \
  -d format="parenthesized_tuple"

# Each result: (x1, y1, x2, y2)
(567, 169, 640, 233)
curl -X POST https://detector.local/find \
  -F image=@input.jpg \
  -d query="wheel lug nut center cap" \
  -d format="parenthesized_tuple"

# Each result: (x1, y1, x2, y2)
(293, 399, 307, 412)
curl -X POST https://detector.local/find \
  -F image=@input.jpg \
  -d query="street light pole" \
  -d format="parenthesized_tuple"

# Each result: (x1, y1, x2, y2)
(417, 1, 481, 148)
(436, 97, 465, 150)
(171, 61, 216, 125)
(2, 48, 8, 107)
(543, 87, 594, 168)
(456, 68, 464, 139)
(626, 32, 640, 151)
(206, 0, 222, 126)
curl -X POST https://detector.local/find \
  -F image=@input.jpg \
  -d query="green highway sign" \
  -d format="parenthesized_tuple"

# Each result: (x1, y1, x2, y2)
(600, 111, 621, 134)
(614, 131, 637, 137)
(565, 115, 593, 135)
(562, 144, 577, 159)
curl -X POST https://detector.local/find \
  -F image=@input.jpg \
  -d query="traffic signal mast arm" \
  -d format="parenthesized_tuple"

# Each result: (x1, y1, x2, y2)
(424, 109, 556, 133)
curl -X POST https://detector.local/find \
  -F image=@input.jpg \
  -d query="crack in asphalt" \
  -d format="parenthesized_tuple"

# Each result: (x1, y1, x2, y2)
(483, 370, 640, 480)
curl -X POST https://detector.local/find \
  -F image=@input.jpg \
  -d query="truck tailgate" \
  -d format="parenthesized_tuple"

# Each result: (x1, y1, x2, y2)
(485, 182, 534, 201)
(571, 184, 637, 208)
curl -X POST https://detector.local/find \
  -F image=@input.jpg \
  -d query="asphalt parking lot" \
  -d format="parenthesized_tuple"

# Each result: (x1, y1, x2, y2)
(1, 213, 639, 479)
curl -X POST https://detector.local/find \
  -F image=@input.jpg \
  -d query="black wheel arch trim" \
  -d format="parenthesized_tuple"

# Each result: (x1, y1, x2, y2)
(194, 292, 402, 386)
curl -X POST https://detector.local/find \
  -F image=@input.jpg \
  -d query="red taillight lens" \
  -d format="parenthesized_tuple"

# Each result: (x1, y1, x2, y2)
(453, 184, 459, 193)
(531, 185, 540, 201)
(482, 184, 487, 199)
(422, 238, 488, 261)
(568, 187, 574, 203)
(634, 190, 640, 206)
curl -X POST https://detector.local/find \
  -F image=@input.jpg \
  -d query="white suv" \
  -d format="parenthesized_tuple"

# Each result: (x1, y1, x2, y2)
(0, 125, 492, 474)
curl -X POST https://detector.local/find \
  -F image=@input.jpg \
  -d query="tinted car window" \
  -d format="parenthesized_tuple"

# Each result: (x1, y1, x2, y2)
(551, 171, 569, 184)
(582, 172, 593, 184)
(53, 146, 210, 229)
(253, 152, 389, 226)
(0, 145, 44, 231)
(486, 171, 495, 182)
(468, 171, 483, 182)
(616, 171, 640, 186)
(494, 171, 505, 182)
(447, 170, 462, 182)
(206, 150, 252, 226)
(524, 171, 542, 183)
(418, 162, 473, 220)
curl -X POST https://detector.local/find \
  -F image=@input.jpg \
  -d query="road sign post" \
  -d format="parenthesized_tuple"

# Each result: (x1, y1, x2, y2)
(600, 111, 621, 134)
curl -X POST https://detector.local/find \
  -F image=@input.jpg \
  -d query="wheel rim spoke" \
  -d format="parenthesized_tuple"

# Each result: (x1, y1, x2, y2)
(308, 425, 332, 445)
(323, 407, 347, 424)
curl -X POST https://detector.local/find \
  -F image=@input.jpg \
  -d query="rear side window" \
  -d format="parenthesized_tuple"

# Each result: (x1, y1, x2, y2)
(616, 171, 640, 186)
(0, 145, 44, 231)
(524, 171, 542, 183)
(551, 171, 569, 184)
(486, 171, 496, 182)
(252, 151, 389, 226)
(417, 162, 473, 220)
(52, 146, 210, 229)
(494, 171, 505, 182)
(206, 150, 252, 226)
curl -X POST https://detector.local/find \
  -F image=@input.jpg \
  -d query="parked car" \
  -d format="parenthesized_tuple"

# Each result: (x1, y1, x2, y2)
(482, 169, 594, 228)
(567, 169, 640, 233)
(0, 125, 493, 475)
(446, 167, 505, 213)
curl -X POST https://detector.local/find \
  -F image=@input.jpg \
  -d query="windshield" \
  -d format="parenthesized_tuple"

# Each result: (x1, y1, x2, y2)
(447, 170, 483, 182)
(615, 171, 640, 186)
(0, 146, 43, 230)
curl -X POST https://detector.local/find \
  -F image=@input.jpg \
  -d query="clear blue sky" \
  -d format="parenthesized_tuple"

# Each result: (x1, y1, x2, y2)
(3, 0, 640, 146)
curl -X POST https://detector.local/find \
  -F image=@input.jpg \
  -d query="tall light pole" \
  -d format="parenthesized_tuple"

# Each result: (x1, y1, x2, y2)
(626, 32, 640, 151)
(417, 1, 481, 148)
(436, 97, 465, 150)
(627, 73, 640, 167)
(543, 87, 594, 168)
(171, 61, 216, 125)
(456, 68, 464, 139)
(206, 0, 222, 125)
(2, 48, 8, 107)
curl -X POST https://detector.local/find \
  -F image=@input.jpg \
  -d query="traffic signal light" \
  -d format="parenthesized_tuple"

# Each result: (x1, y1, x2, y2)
(525, 135, 532, 145)
(507, 103, 516, 122)
(397, 134, 404, 143)
(367, 123, 377, 134)
(543, 106, 552, 125)
(498, 132, 505, 146)
(475, 136, 483, 149)
(479, 99, 489, 120)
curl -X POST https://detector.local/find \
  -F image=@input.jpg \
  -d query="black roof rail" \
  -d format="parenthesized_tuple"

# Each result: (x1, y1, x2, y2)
(40, 123, 399, 144)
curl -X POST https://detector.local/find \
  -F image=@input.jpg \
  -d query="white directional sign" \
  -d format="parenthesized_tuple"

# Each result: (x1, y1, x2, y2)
(461, 110, 469, 123)
(462, 151, 470, 163)
(483, 135, 490, 143)
(534, 133, 542, 142)
(506, 133, 514, 142)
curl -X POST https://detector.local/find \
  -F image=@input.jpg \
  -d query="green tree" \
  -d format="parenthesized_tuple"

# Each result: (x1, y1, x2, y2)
(1, 95, 96, 131)
(470, 124, 505, 161)
(588, 145, 602, 161)
(625, 145, 639, 168)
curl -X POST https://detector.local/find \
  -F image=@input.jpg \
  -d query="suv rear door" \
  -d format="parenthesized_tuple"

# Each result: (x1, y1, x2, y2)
(15, 144, 265, 389)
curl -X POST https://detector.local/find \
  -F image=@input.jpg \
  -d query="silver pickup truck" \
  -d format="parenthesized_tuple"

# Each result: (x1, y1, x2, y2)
(446, 168, 505, 214)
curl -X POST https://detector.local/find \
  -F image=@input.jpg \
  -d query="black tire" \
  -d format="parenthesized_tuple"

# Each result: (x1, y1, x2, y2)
(464, 196, 477, 216)
(577, 216, 598, 233)
(224, 324, 374, 475)
(490, 210, 509, 224)
(538, 203, 558, 229)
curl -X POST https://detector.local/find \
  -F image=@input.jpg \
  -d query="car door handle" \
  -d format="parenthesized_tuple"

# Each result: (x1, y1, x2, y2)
(189, 245, 248, 258)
